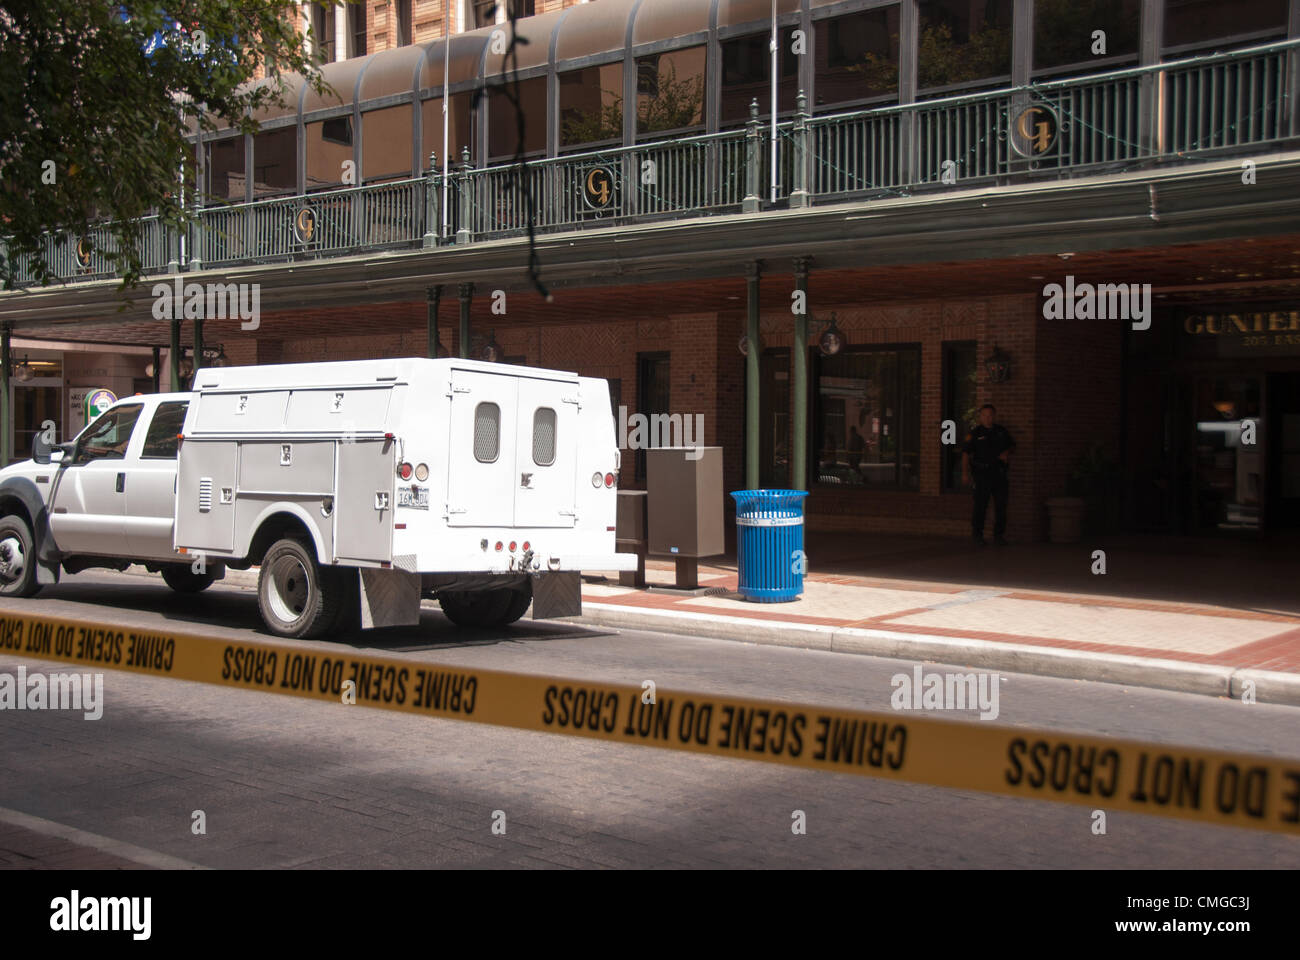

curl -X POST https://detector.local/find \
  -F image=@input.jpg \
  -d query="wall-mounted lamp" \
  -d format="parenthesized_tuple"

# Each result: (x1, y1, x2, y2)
(818, 312, 845, 356)
(984, 344, 1011, 383)
(480, 330, 502, 362)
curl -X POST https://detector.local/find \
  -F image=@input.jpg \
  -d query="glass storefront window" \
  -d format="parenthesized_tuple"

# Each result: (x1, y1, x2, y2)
(420, 94, 474, 170)
(488, 75, 548, 161)
(361, 105, 414, 182)
(814, 346, 920, 490)
(636, 47, 706, 139)
(1193, 376, 1262, 530)
(1163, 0, 1287, 52)
(720, 28, 799, 126)
(252, 127, 297, 198)
(559, 63, 624, 149)
(306, 117, 353, 191)
(205, 136, 245, 203)
(814, 7, 901, 109)
(1033, 0, 1140, 75)
(917, 0, 1012, 93)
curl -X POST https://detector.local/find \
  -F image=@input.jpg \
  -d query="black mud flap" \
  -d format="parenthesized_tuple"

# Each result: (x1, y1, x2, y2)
(531, 571, 581, 620)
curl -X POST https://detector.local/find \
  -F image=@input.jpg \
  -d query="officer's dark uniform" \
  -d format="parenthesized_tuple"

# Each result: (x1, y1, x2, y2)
(964, 422, 1016, 541)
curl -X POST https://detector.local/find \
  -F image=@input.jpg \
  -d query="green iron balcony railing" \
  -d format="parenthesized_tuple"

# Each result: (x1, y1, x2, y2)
(4, 38, 1297, 287)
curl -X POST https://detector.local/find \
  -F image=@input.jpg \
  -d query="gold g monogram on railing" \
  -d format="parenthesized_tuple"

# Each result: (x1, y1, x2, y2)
(1010, 102, 1060, 159)
(581, 165, 616, 211)
(293, 205, 318, 245)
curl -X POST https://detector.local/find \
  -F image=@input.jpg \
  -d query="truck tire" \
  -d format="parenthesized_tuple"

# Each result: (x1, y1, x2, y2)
(0, 516, 41, 598)
(161, 564, 217, 594)
(257, 537, 341, 639)
(498, 588, 532, 626)
(437, 588, 515, 628)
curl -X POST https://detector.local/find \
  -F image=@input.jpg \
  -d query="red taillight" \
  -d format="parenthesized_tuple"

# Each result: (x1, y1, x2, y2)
(522, 541, 530, 551)
(399, 462, 413, 480)
(509, 541, 517, 552)
(495, 541, 503, 551)
(604, 472, 615, 488)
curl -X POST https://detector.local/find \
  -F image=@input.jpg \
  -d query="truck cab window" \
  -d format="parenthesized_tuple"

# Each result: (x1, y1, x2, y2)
(533, 407, 556, 466)
(140, 402, 190, 459)
(474, 402, 500, 462)
(73, 404, 144, 464)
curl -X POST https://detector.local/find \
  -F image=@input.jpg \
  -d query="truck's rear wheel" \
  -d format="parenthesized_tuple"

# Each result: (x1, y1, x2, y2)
(437, 587, 530, 628)
(0, 516, 41, 598)
(161, 564, 217, 594)
(257, 537, 341, 639)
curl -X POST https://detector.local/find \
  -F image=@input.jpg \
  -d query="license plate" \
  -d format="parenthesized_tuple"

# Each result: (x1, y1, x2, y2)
(396, 487, 428, 510)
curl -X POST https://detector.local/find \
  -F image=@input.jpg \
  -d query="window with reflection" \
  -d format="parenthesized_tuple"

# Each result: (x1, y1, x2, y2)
(205, 136, 245, 202)
(917, 0, 1012, 93)
(814, 346, 920, 490)
(361, 105, 414, 181)
(1163, 0, 1287, 51)
(421, 93, 474, 168)
(636, 46, 706, 138)
(488, 75, 548, 161)
(1034, 0, 1139, 75)
(814, 6, 901, 109)
(560, 63, 624, 149)
(252, 127, 296, 197)
(720, 28, 799, 126)
(306, 117, 353, 191)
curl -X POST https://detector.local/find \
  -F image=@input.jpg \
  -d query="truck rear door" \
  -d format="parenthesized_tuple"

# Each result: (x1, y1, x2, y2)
(445, 369, 577, 528)
(446, 370, 518, 526)
(513, 377, 577, 528)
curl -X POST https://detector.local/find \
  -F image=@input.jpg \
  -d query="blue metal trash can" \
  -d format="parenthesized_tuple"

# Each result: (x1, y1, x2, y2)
(730, 489, 809, 602)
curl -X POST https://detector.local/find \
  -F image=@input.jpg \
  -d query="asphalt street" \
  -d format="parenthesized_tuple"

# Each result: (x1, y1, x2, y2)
(1, 569, 1297, 868)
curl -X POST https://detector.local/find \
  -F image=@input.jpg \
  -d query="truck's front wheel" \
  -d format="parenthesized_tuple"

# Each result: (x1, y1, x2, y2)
(257, 537, 341, 639)
(0, 516, 41, 598)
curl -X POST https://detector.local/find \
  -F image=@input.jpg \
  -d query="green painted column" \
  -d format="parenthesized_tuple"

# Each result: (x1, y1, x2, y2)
(745, 261, 761, 490)
(458, 283, 473, 359)
(793, 257, 810, 491)
(192, 317, 204, 376)
(427, 286, 442, 358)
(169, 317, 181, 392)
(0, 322, 11, 466)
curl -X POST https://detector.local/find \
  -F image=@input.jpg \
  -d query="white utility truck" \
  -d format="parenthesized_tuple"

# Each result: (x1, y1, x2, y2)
(0, 358, 634, 638)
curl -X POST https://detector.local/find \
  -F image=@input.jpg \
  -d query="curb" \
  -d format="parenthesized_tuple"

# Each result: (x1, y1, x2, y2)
(576, 601, 1300, 708)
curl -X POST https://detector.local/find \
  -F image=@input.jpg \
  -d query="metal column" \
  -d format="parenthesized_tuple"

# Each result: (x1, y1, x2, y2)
(792, 258, 810, 491)
(0, 322, 10, 466)
(745, 261, 761, 490)
(458, 283, 473, 359)
(427, 286, 442, 358)
(151, 347, 161, 393)
(192, 317, 203, 376)
(169, 317, 181, 392)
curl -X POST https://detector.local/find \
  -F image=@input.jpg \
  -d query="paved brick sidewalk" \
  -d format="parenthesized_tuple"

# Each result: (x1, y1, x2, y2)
(582, 558, 1300, 676)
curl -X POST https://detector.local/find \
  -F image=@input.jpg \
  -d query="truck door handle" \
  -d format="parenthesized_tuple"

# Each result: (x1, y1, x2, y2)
(116, 472, 125, 493)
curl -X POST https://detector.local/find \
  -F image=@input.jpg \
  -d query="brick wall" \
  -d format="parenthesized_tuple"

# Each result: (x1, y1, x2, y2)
(222, 281, 1114, 542)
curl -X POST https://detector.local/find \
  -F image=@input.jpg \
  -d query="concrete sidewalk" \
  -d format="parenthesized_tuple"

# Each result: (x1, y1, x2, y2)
(575, 547, 1300, 707)
(111, 529, 1300, 706)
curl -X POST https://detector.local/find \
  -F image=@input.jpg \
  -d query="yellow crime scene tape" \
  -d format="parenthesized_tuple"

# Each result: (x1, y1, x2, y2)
(2, 607, 1298, 835)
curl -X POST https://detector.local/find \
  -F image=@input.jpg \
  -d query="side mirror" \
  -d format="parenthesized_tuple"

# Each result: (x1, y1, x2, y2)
(50, 441, 75, 466)
(32, 432, 53, 464)
(49, 449, 64, 464)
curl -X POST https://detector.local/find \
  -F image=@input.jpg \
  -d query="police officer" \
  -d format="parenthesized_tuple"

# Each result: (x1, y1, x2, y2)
(962, 403, 1015, 545)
